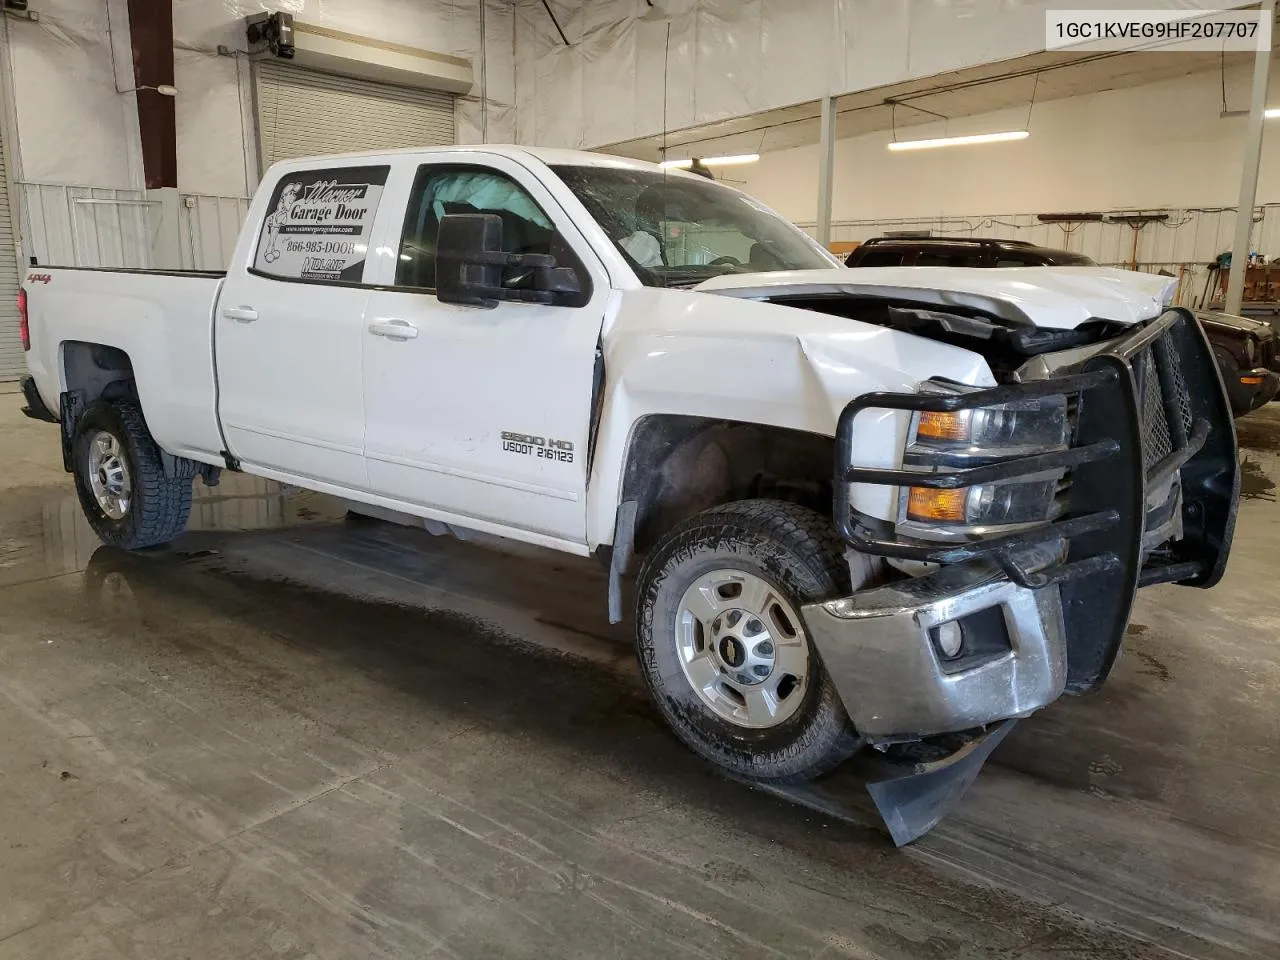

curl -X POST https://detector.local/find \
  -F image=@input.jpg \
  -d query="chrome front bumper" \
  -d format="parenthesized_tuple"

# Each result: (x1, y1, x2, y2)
(800, 561, 1066, 738)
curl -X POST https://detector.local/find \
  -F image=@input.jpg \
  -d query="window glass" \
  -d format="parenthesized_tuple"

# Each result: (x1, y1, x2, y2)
(397, 166, 556, 289)
(916, 250, 983, 267)
(253, 165, 389, 282)
(996, 256, 1039, 267)
(854, 250, 907, 267)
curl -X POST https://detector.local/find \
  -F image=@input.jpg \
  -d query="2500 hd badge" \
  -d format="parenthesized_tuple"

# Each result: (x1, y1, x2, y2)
(501, 431, 574, 463)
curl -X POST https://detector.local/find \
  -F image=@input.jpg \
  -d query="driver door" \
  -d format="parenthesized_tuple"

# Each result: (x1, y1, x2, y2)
(361, 156, 610, 546)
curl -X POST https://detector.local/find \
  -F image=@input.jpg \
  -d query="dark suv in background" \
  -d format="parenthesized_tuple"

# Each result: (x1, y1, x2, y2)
(847, 236, 1279, 416)
(847, 236, 1095, 268)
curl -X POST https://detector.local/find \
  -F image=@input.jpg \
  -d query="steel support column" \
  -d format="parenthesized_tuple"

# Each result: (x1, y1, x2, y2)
(1226, 1, 1275, 316)
(816, 95, 836, 248)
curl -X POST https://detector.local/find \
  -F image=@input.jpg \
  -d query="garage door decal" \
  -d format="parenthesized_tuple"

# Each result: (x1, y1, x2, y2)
(253, 164, 390, 283)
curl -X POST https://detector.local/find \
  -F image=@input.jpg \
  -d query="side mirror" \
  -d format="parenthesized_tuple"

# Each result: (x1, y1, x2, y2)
(436, 213, 581, 308)
(540, 265, 581, 295)
(436, 214, 504, 308)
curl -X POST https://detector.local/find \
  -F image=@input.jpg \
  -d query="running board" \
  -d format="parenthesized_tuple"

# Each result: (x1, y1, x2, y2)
(736, 720, 1017, 846)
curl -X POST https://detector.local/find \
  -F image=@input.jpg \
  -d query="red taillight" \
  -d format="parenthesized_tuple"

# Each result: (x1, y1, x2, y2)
(17, 288, 28, 351)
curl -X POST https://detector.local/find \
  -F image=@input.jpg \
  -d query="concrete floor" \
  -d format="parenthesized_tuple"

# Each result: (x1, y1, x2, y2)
(2, 389, 1280, 959)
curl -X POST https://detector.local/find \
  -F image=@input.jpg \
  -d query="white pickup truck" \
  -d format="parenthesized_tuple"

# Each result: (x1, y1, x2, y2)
(19, 146, 1238, 825)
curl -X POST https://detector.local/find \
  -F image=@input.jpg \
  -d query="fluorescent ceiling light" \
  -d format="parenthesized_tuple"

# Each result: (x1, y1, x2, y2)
(659, 153, 760, 168)
(887, 130, 1029, 152)
(1221, 108, 1280, 118)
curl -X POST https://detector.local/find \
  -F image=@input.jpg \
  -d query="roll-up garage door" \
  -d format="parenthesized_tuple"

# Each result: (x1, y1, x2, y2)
(253, 61, 456, 170)
(0, 118, 22, 381)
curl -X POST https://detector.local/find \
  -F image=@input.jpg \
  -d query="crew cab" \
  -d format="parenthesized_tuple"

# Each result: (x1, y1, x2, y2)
(17, 146, 1240, 832)
(848, 235, 1280, 415)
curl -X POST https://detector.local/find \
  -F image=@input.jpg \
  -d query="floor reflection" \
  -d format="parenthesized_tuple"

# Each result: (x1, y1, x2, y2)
(0, 474, 346, 587)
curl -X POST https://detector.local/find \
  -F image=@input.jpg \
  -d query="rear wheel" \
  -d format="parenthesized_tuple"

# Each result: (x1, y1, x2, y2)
(72, 400, 192, 549)
(635, 499, 861, 782)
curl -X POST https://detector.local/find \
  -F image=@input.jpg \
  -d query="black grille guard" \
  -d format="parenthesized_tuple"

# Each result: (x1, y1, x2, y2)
(833, 307, 1240, 691)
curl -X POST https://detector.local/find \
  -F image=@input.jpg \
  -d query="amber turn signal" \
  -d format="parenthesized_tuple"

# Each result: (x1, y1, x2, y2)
(906, 486, 967, 522)
(1240, 375, 1265, 385)
(916, 410, 970, 442)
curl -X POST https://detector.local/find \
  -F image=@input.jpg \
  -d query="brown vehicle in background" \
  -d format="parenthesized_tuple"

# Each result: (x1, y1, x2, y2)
(846, 236, 1279, 416)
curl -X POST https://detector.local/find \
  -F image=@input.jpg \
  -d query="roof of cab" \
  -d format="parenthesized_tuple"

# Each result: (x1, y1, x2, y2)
(266, 144, 678, 175)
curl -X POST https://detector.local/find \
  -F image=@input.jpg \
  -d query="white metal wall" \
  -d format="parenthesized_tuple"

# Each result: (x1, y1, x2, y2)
(179, 194, 251, 271)
(20, 183, 250, 274)
(253, 61, 456, 170)
(20, 183, 153, 270)
(798, 205, 1280, 309)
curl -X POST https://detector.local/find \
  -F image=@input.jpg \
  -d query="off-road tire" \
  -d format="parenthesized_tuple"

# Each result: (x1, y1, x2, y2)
(635, 499, 860, 782)
(72, 400, 193, 549)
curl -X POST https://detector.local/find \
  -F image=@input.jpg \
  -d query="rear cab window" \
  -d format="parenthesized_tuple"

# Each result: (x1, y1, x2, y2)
(252, 165, 390, 283)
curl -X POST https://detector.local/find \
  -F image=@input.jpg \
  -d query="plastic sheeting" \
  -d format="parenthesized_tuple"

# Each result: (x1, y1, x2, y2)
(514, 0, 1258, 150)
(2, 0, 516, 201)
(175, 50, 250, 198)
(4, 0, 1255, 201)
(4, 0, 138, 186)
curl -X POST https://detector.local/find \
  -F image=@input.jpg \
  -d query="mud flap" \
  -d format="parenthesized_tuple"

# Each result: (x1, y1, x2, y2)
(865, 720, 1017, 846)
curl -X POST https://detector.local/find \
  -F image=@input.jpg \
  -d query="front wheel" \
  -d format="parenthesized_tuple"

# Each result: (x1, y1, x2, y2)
(635, 499, 861, 782)
(72, 400, 193, 549)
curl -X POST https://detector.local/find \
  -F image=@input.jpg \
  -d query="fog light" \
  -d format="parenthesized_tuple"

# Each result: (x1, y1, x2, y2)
(933, 620, 964, 659)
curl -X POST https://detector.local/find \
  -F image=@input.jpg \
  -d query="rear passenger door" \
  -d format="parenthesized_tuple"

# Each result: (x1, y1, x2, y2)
(217, 162, 389, 490)
(360, 154, 609, 546)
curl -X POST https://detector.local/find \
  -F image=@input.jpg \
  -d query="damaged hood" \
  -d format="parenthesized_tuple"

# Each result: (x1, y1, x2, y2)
(695, 266, 1177, 330)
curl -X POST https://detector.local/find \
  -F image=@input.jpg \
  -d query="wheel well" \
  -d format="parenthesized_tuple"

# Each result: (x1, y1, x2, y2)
(62, 341, 136, 406)
(619, 415, 835, 556)
(57, 342, 137, 474)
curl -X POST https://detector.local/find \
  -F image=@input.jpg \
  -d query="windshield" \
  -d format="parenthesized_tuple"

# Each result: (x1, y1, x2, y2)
(551, 164, 836, 288)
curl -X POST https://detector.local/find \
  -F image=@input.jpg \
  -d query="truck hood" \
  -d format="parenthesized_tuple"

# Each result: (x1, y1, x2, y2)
(695, 266, 1177, 331)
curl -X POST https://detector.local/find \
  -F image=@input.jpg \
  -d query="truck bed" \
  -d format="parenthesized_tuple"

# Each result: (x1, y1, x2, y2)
(24, 265, 227, 466)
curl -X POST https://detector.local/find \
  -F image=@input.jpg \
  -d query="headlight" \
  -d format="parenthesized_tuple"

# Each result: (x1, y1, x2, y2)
(899, 383, 1070, 532)
(905, 478, 1060, 525)
(911, 397, 1069, 455)
(1245, 337, 1257, 364)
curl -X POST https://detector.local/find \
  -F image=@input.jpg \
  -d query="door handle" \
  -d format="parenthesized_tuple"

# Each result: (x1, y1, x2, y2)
(368, 319, 419, 341)
(223, 305, 258, 323)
